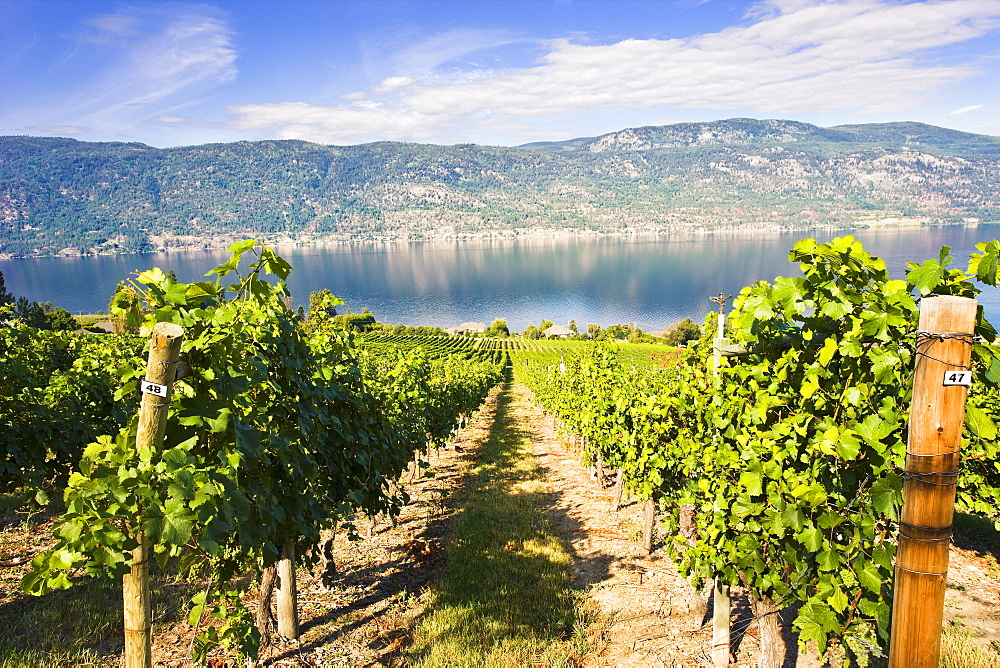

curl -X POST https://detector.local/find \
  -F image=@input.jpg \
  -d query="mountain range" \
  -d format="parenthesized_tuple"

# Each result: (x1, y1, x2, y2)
(1, 118, 998, 257)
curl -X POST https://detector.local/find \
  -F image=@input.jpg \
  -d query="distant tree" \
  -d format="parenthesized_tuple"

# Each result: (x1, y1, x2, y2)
(524, 324, 541, 340)
(587, 323, 601, 339)
(487, 318, 509, 337)
(44, 306, 78, 331)
(541, 320, 554, 331)
(628, 327, 654, 343)
(308, 289, 341, 320)
(568, 320, 578, 334)
(333, 312, 376, 331)
(14, 297, 47, 329)
(0, 271, 13, 307)
(663, 318, 701, 346)
(604, 324, 628, 340)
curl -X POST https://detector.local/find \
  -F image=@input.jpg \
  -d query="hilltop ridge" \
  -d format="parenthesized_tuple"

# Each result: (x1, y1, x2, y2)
(1, 118, 998, 257)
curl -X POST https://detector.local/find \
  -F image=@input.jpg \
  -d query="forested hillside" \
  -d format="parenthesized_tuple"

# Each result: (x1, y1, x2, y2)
(1, 118, 998, 256)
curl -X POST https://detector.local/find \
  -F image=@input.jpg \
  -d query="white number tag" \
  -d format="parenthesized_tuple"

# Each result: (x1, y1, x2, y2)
(142, 381, 168, 397)
(942, 370, 972, 387)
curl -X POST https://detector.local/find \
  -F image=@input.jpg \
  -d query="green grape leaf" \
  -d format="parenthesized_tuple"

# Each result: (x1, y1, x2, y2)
(907, 259, 946, 296)
(870, 474, 903, 518)
(966, 403, 997, 440)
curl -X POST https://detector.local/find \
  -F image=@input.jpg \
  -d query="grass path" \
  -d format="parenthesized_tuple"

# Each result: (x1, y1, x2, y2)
(406, 381, 594, 667)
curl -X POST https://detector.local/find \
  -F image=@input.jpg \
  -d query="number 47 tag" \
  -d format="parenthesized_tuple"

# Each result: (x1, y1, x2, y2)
(943, 370, 972, 387)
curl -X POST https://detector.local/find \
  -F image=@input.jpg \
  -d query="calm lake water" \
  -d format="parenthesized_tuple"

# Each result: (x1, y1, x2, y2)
(3, 225, 1000, 332)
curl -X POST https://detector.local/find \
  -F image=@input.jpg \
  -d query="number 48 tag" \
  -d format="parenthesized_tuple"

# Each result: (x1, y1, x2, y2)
(943, 370, 972, 387)
(142, 381, 168, 397)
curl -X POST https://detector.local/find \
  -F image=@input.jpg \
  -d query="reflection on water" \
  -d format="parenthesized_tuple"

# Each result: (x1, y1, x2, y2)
(4, 225, 1000, 331)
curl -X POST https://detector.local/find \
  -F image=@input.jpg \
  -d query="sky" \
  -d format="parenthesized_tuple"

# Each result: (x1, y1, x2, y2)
(1, 0, 998, 148)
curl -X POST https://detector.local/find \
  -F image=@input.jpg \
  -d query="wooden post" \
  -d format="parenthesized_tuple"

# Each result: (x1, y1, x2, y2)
(276, 541, 299, 639)
(124, 322, 184, 668)
(642, 499, 655, 554)
(611, 469, 624, 512)
(889, 295, 977, 667)
(713, 581, 731, 666)
(709, 297, 731, 666)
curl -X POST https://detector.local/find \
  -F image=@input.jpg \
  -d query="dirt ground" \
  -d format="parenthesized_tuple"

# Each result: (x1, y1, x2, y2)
(2, 380, 999, 666)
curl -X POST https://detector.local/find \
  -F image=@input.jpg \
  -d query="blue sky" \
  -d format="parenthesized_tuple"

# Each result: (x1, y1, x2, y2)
(1, 0, 998, 148)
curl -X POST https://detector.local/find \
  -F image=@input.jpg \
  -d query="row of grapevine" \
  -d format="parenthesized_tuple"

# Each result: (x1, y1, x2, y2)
(0, 327, 142, 495)
(516, 237, 1000, 663)
(361, 332, 511, 366)
(13, 241, 504, 663)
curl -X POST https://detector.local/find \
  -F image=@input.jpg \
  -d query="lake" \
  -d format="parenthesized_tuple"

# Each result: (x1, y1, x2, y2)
(3, 225, 1000, 332)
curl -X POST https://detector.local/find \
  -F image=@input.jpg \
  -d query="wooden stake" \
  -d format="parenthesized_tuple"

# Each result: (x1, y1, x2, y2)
(256, 566, 277, 646)
(713, 581, 731, 666)
(611, 469, 624, 512)
(276, 541, 299, 639)
(889, 295, 977, 667)
(642, 499, 655, 554)
(124, 322, 184, 668)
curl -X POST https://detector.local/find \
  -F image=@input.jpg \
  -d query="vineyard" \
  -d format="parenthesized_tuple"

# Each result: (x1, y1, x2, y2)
(358, 332, 668, 369)
(1, 237, 999, 666)
(2, 241, 505, 665)
(515, 237, 1000, 665)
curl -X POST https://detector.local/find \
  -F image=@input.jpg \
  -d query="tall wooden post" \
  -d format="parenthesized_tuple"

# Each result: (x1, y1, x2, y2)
(276, 541, 299, 639)
(124, 322, 184, 668)
(709, 293, 732, 666)
(889, 295, 977, 667)
(713, 581, 731, 666)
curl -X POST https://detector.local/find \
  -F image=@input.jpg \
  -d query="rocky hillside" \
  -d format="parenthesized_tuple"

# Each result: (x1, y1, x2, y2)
(1, 118, 998, 256)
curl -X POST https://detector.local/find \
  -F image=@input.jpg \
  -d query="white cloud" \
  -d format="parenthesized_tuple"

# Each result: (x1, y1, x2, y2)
(29, 125, 86, 136)
(373, 27, 522, 77)
(80, 6, 237, 114)
(152, 115, 189, 125)
(228, 0, 1000, 145)
(16, 4, 237, 139)
(374, 76, 416, 94)
(950, 103, 985, 114)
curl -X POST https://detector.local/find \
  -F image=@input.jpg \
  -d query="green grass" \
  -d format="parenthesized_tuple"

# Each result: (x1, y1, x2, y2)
(0, 578, 122, 667)
(407, 381, 597, 667)
(0, 488, 122, 666)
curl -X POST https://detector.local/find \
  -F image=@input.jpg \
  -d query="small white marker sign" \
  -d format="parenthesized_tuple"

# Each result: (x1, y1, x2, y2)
(942, 370, 972, 387)
(142, 381, 169, 397)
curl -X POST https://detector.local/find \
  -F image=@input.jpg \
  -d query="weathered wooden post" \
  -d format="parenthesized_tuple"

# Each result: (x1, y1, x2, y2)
(709, 293, 732, 666)
(276, 541, 299, 639)
(124, 322, 184, 668)
(610, 469, 625, 512)
(642, 499, 655, 554)
(889, 295, 977, 667)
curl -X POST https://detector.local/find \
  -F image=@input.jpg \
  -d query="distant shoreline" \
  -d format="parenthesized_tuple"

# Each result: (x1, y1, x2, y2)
(0, 217, 981, 261)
